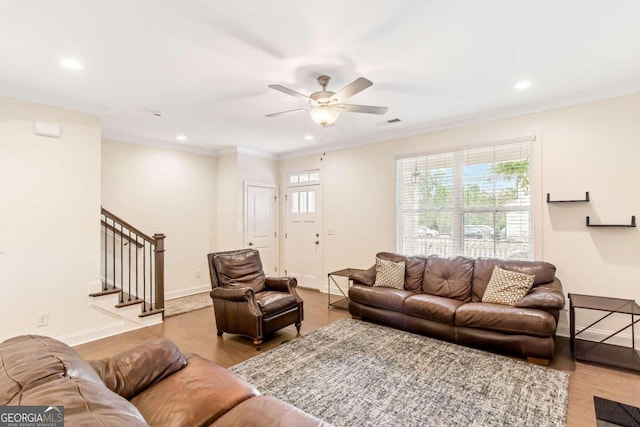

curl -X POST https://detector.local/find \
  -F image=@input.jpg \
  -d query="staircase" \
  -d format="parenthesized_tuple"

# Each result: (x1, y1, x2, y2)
(90, 207, 165, 326)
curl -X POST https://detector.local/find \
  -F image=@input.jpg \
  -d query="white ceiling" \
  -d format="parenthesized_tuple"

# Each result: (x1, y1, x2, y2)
(1, 0, 640, 158)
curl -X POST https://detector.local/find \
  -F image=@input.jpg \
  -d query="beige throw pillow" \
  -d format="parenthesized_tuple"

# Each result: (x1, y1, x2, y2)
(373, 257, 405, 290)
(482, 266, 535, 306)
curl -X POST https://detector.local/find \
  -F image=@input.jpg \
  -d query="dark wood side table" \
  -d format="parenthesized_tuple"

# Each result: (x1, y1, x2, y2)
(327, 268, 364, 309)
(568, 293, 640, 371)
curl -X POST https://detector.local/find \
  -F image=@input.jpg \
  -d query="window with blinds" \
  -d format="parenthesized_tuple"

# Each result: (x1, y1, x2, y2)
(396, 139, 533, 260)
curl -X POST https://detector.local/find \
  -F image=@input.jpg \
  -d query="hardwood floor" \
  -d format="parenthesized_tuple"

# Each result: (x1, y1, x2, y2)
(75, 288, 640, 427)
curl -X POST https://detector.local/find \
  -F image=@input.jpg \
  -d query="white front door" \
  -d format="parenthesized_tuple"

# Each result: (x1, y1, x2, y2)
(246, 185, 278, 275)
(285, 184, 322, 289)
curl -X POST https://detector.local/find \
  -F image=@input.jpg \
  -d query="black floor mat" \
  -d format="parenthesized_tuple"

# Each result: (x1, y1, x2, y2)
(595, 396, 640, 427)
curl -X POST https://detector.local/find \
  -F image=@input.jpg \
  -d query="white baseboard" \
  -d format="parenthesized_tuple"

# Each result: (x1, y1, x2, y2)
(165, 284, 210, 300)
(57, 319, 147, 347)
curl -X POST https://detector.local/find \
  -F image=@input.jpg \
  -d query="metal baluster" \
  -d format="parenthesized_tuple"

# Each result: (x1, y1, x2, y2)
(112, 217, 115, 291)
(103, 215, 107, 291)
(128, 228, 132, 301)
(150, 243, 154, 310)
(135, 233, 138, 303)
(120, 223, 124, 303)
(142, 241, 146, 313)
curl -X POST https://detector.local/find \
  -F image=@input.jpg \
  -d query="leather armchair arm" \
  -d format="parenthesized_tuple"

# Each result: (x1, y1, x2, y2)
(89, 339, 187, 399)
(210, 286, 256, 302)
(265, 276, 298, 293)
(350, 265, 376, 286)
(515, 278, 565, 310)
(210, 287, 262, 317)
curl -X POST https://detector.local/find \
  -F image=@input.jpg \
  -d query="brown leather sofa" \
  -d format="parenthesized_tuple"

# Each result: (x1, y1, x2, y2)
(0, 335, 327, 426)
(349, 252, 565, 362)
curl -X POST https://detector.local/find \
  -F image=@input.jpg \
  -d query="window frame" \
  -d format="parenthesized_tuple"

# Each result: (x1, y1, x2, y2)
(395, 136, 539, 260)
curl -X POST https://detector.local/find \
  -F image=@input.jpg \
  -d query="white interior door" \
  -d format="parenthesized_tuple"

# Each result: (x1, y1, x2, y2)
(246, 185, 278, 275)
(285, 184, 322, 289)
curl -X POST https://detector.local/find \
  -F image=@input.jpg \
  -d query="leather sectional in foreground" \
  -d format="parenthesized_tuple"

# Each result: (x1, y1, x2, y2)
(0, 335, 327, 426)
(349, 252, 565, 362)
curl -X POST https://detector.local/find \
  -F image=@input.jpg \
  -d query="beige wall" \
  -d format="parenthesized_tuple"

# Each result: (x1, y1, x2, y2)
(0, 96, 110, 341)
(101, 140, 217, 297)
(216, 150, 279, 252)
(281, 93, 640, 338)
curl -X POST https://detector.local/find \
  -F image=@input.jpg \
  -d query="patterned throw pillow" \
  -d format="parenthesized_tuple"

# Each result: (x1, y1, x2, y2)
(482, 266, 535, 306)
(373, 257, 405, 290)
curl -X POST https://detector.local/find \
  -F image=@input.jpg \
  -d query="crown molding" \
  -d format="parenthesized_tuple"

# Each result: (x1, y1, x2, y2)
(277, 82, 640, 160)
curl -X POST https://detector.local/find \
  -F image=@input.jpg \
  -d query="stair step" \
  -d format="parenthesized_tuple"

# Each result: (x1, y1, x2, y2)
(89, 288, 120, 297)
(115, 295, 144, 308)
(139, 307, 164, 318)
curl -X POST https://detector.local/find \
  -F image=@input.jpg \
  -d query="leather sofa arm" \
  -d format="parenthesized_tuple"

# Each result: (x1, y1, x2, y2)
(265, 277, 298, 293)
(89, 339, 187, 399)
(350, 265, 376, 286)
(515, 278, 565, 310)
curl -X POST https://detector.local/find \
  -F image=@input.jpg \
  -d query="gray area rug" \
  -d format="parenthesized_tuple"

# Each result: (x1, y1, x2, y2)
(230, 318, 569, 427)
(164, 291, 211, 318)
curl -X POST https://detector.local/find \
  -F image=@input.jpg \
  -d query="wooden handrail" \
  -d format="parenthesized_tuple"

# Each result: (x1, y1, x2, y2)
(101, 207, 156, 243)
(101, 220, 144, 248)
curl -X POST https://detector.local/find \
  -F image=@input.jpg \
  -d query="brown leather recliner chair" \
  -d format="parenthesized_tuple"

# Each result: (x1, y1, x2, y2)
(207, 249, 303, 350)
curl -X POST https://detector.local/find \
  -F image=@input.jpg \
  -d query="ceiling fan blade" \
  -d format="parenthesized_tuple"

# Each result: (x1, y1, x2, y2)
(268, 84, 313, 102)
(331, 77, 373, 103)
(336, 104, 388, 115)
(265, 108, 307, 118)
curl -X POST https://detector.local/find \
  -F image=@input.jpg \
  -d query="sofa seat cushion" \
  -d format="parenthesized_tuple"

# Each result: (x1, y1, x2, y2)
(131, 354, 258, 427)
(212, 395, 329, 427)
(404, 294, 465, 324)
(349, 284, 413, 313)
(255, 291, 298, 317)
(455, 303, 557, 337)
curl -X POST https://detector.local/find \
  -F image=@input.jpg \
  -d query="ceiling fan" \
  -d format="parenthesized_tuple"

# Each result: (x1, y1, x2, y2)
(266, 75, 388, 127)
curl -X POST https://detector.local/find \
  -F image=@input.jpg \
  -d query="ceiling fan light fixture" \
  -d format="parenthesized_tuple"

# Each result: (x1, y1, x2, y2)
(309, 105, 339, 127)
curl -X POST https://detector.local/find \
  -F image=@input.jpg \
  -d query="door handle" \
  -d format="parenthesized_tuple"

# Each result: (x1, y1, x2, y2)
(248, 242, 253, 246)
(315, 241, 320, 245)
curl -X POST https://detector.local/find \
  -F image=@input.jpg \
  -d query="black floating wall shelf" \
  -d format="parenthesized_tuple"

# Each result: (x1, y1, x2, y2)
(546, 192, 590, 203)
(586, 216, 636, 228)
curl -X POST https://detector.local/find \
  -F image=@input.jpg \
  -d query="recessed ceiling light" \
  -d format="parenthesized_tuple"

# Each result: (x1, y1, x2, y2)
(515, 81, 531, 90)
(176, 135, 187, 141)
(304, 135, 314, 141)
(60, 58, 83, 70)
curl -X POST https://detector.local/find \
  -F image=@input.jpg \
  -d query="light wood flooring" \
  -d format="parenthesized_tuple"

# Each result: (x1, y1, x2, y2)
(75, 288, 640, 427)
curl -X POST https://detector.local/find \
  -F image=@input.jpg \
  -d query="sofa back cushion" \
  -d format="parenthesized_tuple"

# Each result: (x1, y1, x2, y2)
(0, 335, 148, 426)
(377, 252, 426, 292)
(422, 256, 474, 301)
(90, 339, 187, 400)
(0, 335, 105, 405)
(472, 258, 556, 302)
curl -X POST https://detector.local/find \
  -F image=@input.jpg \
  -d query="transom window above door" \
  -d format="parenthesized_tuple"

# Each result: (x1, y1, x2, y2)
(289, 171, 320, 184)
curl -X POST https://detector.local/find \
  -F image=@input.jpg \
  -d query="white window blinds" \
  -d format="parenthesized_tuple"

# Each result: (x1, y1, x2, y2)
(396, 139, 533, 260)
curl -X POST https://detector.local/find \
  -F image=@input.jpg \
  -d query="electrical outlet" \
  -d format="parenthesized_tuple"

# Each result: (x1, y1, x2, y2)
(196, 269, 202, 279)
(36, 312, 49, 327)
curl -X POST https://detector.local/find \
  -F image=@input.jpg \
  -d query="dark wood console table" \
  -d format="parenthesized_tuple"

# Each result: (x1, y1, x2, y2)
(568, 293, 640, 371)
(327, 268, 364, 309)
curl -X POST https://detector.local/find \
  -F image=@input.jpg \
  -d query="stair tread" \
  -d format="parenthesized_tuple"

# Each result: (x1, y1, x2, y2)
(139, 307, 164, 318)
(89, 288, 120, 297)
